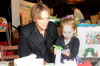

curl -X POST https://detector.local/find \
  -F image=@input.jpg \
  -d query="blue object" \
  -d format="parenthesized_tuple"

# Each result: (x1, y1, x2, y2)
(0, 26, 2, 29)
(2, 27, 4, 29)
(77, 24, 98, 27)
(80, 19, 86, 24)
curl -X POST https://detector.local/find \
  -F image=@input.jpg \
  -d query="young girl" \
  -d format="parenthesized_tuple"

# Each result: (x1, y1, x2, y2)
(54, 18, 81, 63)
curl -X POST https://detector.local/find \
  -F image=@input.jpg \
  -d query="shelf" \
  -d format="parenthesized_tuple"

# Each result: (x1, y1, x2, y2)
(81, 58, 100, 63)
(0, 29, 6, 32)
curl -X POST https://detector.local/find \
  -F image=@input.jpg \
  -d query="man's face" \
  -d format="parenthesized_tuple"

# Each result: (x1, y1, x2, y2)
(62, 25, 74, 40)
(35, 10, 50, 31)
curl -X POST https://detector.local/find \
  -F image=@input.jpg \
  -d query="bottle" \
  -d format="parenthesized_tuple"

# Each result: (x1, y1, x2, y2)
(95, 51, 98, 57)
(20, 13, 23, 25)
(98, 19, 100, 26)
(55, 46, 62, 66)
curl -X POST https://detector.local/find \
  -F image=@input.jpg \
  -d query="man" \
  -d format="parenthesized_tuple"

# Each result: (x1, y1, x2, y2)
(18, 3, 58, 63)
(71, 6, 84, 20)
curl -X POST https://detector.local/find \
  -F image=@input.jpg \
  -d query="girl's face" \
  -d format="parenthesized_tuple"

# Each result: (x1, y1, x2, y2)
(62, 25, 75, 40)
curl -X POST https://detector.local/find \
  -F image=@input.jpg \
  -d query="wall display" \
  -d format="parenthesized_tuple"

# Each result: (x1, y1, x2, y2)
(19, 0, 36, 25)
(86, 31, 100, 44)
(77, 27, 100, 58)
(24, 0, 37, 3)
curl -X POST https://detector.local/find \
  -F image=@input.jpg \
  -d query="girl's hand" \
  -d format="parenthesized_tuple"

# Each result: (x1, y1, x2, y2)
(54, 47, 57, 55)
(62, 49, 70, 56)
(53, 45, 58, 55)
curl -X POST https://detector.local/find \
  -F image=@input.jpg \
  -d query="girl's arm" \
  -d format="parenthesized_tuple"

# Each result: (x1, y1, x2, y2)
(68, 37, 80, 59)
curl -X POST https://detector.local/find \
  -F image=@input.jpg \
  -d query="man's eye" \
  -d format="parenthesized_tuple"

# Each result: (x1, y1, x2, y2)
(39, 18, 43, 20)
(47, 17, 50, 19)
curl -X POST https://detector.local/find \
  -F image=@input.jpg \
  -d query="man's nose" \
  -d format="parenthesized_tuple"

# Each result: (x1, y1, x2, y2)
(44, 19, 47, 23)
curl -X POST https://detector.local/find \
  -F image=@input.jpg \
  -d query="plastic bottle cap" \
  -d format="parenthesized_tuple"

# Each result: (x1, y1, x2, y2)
(57, 46, 62, 50)
(20, 13, 22, 16)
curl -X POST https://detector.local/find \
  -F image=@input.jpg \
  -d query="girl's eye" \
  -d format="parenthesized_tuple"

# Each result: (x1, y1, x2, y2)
(63, 32, 66, 33)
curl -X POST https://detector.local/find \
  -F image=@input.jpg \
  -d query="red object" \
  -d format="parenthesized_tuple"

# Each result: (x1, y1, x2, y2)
(12, 38, 19, 46)
(95, 52, 98, 57)
(98, 39, 100, 44)
(90, 39, 93, 44)
(0, 23, 8, 27)
(19, 13, 23, 24)
(0, 39, 19, 56)
(7, 51, 14, 55)
(0, 41, 11, 46)
(78, 61, 92, 66)
(20, 13, 22, 16)
(43, 61, 46, 65)
(3, 52, 6, 56)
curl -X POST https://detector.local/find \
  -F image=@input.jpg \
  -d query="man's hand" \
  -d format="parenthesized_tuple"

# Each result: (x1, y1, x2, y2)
(29, 53, 37, 58)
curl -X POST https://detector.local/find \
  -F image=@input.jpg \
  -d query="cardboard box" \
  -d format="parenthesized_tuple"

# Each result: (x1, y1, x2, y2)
(14, 56, 43, 66)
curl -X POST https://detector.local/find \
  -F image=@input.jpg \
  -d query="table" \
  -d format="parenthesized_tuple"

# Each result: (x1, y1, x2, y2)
(81, 58, 100, 63)
(0, 29, 6, 32)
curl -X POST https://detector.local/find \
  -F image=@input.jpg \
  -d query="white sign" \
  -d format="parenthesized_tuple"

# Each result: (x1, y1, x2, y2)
(77, 26, 100, 58)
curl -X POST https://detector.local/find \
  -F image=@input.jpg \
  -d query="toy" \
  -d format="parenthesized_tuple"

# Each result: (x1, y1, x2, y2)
(80, 19, 86, 24)
(53, 45, 62, 66)
(0, 17, 8, 29)
(83, 48, 95, 57)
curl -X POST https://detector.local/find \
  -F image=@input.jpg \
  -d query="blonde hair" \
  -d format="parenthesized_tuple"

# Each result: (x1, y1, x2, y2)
(30, 3, 50, 21)
(60, 18, 77, 36)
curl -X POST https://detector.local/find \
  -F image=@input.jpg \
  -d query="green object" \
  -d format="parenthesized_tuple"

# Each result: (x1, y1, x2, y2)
(86, 20, 91, 24)
(50, 16, 56, 19)
(57, 46, 62, 50)
(93, 34, 96, 44)
(83, 48, 95, 57)
(54, 21, 60, 27)
(76, 20, 80, 24)
(93, 39, 96, 44)
(46, 63, 54, 66)
(27, 5, 32, 8)
(49, 16, 60, 27)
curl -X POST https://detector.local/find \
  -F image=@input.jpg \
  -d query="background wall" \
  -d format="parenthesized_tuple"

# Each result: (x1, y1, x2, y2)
(0, 0, 11, 41)
(11, 0, 20, 30)
(19, 0, 36, 25)
(0, 0, 11, 22)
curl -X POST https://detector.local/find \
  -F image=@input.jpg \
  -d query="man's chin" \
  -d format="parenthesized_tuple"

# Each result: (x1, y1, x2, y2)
(42, 27, 47, 30)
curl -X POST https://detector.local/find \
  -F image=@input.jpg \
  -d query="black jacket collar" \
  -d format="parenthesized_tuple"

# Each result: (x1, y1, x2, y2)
(30, 21, 50, 35)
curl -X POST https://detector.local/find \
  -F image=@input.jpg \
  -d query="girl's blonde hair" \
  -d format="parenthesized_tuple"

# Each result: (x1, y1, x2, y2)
(60, 18, 77, 36)
(30, 3, 50, 21)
